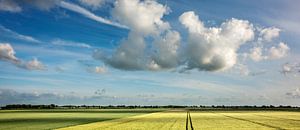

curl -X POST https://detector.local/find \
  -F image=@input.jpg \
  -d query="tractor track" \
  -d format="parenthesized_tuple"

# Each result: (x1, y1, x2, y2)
(186, 111, 194, 130)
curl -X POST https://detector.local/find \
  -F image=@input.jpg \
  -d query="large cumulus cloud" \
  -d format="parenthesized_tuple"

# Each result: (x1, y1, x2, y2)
(93, 0, 289, 72)
(94, 0, 181, 71)
(179, 11, 254, 71)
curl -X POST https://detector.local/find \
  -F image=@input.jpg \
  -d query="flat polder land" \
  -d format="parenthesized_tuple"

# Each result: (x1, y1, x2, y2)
(1, 109, 300, 130)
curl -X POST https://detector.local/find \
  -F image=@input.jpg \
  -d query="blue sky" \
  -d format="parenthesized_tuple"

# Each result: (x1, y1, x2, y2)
(0, 0, 300, 106)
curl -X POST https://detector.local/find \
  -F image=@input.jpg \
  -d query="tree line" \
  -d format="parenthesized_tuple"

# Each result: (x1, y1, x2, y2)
(1, 104, 299, 110)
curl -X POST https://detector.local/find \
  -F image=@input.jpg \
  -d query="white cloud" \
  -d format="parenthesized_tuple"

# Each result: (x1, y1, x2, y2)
(0, 25, 41, 43)
(259, 27, 280, 42)
(95, 3, 289, 72)
(94, 66, 107, 74)
(179, 11, 254, 71)
(79, 0, 105, 10)
(94, 0, 177, 71)
(93, 1, 288, 72)
(112, 0, 169, 35)
(0, 43, 19, 63)
(0, 0, 21, 12)
(268, 42, 289, 59)
(248, 26, 289, 62)
(102, 32, 147, 70)
(58, 1, 127, 29)
(249, 47, 265, 62)
(179, 11, 206, 34)
(0, 43, 46, 71)
(151, 30, 181, 69)
(51, 38, 91, 48)
(24, 58, 46, 70)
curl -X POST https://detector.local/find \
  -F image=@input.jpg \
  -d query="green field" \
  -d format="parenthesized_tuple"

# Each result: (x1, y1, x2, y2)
(1, 109, 300, 130)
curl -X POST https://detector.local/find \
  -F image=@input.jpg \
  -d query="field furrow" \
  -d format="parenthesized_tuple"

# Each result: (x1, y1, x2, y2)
(219, 112, 300, 130)
(191, 111, 275, 130)
(58, 110, 187, 130)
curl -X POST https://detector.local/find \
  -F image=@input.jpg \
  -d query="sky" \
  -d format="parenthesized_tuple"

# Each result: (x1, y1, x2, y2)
(0, 0, 300, 106)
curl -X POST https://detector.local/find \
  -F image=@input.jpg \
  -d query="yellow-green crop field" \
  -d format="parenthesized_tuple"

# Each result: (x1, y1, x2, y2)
(1, 109, 300, 130)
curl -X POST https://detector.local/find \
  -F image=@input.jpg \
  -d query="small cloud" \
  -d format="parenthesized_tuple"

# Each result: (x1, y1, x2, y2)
(259, 27, 280, 42)
(86, 66, 107, 74)
(286, 88, 300, 98)
(79, 0, 106, 10)
(247, 26, 288, 62)
(249, 47, 266, 62)
(0, 43, 47, 71)
(23, 58, 47, 70)
(248, 42, 289, 62)
(78, 60, 108, 74)
(268, 42, 289, 59)
(0, 43, 19, 63)
(94, 66, 107, 74)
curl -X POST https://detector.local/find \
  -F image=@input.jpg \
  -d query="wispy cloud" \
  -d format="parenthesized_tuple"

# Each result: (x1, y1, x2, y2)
(58, 1, 128, 29)
(51, 38, 91, 48)
(0, 25, 41, 43)
(0, 0, 127, 29)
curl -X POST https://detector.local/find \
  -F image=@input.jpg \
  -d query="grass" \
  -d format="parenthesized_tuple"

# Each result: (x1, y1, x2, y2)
(0, 109, 163, 130)
(1, 109, 300, 130)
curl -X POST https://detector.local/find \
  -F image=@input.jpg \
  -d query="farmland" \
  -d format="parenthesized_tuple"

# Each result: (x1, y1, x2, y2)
(59, 110, 300, 130)
(0, 109, 163, 130)
(1, 109, 300, 130)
